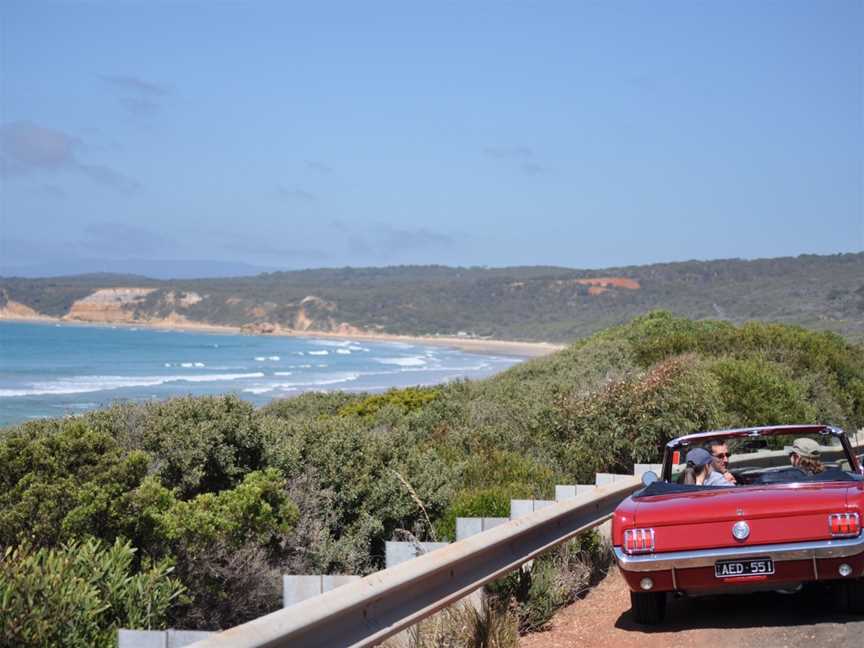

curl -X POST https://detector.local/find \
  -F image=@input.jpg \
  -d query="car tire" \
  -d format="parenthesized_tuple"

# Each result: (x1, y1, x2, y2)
(834, 579, 864, 614)
(630, 590, 666, 625)
(845, 579, 864, 614)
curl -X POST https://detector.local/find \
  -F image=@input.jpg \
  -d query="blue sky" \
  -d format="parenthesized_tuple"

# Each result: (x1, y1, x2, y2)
(1, 1, 861, 275)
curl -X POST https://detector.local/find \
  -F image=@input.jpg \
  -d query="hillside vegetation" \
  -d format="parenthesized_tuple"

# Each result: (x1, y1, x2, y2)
(1, 312, 863, 645)
(1, 253, 863, 341)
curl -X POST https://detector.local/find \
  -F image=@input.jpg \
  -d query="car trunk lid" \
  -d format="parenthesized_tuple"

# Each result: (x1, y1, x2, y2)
(634, 484, 852, 552)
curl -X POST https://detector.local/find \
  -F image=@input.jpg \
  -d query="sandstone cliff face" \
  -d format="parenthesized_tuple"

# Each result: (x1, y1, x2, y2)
(293, 295, 336, 331)
(0, 299, 52, 320)
(163, 291, 203, 307)
(64, 288, 156, 323)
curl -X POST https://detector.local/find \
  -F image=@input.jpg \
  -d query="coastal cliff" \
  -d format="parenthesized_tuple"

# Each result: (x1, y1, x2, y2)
(1, 253, 862, 342)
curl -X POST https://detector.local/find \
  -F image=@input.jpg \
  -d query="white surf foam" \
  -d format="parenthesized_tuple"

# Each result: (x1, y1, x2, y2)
(308, 350, 329, 356)
(336, 349, 351, 355)
(0, 372, 266, 397)
(243, 386, 275, 395)
(375, 356, 427, 367)
(270, 373, 360, 388)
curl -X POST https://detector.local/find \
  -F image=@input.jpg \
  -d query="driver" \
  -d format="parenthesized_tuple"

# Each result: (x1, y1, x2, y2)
(704, 439, 736, 487)
(788, 437, 825, 475)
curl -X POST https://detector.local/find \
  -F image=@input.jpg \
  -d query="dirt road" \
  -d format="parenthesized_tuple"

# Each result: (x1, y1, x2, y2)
(520, 568, 863, 648)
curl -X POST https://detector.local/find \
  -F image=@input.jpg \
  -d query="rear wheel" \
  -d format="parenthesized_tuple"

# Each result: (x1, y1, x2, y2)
(630, 590, 666, 625)
(834, 579, 864, 614)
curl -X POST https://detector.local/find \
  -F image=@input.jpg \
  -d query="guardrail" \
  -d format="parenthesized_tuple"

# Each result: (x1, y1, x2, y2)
(187, 477, 640, 648)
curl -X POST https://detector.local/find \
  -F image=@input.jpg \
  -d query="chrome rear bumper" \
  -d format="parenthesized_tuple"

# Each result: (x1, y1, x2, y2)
(614, 534, 864, 572)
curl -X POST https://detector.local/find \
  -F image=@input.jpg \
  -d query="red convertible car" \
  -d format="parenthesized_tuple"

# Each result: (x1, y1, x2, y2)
(613, 424, 864, 624)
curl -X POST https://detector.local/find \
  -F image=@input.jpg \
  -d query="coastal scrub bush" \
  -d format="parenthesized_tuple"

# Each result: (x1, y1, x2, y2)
(487, 531, 610, 633)
(261, 390, 361, 421)
(708, 358, 817, 426)
(337, 386, 442, 420)
(434, 449, 558, 540)
(622, 311, 864, 427)
(122, 469, 298, 558)
(167, 541, 281, 630)
(141, 395, 268, 497)
(0, 421, 149, 548)
(551, 354, 725, 481)
(435, 486, 531, 541)
(0, 538, 184, 648)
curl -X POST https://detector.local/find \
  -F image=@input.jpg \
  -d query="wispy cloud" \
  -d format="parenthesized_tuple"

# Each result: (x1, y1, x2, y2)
(0, 121, 140, 193)
(483, 145, 546, 175)
(100, 75, 169, 96)
(277, 184, 317, 202)
(0, 121, 81, 173)
(100, 74, 171, 116)
(305, 160, 333, 175)
(482, 146, 534, 160)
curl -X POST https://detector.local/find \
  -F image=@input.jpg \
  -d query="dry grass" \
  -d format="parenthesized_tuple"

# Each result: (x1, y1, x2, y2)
(392, 469, 437, 541)
(380, 597, 519, 648)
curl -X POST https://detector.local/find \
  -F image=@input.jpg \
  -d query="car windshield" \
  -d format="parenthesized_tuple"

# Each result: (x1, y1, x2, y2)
(669, 432, 858, 486)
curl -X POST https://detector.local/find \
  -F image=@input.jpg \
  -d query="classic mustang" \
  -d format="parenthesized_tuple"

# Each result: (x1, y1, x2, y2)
(613, 424, 864, 624)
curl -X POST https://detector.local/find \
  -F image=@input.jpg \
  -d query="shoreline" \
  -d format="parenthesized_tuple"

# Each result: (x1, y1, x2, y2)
(0, 314, 565, 359)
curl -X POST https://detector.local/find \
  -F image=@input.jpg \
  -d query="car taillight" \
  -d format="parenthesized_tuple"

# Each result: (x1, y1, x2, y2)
(829, 512, 860, 537)
(623, 528, 655, 554)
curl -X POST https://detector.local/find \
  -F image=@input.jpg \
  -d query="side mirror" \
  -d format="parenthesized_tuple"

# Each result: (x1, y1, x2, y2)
(641, 470, 659, 486)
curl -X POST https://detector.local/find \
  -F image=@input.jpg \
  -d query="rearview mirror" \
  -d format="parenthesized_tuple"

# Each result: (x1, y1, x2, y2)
(641, 470, 658, 486)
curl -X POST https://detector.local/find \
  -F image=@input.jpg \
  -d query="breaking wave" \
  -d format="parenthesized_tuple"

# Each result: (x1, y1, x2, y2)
(0, 372, 266, 397)
(375, 356, 427, 367)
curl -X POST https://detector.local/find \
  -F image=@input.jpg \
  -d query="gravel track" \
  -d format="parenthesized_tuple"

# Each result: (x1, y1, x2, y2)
(519, 568, 864, 648)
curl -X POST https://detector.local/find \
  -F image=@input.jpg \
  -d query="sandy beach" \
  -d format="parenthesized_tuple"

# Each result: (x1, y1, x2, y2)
(0, 313, 565, 358)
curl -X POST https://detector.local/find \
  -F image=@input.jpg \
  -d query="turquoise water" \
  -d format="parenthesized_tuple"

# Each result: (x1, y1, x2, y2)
(0, 321, 521, 426)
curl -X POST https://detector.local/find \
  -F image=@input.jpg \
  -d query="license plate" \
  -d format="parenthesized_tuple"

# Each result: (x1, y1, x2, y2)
(714, 558, 774, 578)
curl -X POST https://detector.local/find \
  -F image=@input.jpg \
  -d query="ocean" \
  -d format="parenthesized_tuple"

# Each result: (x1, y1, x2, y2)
(0, 321, 522, 427)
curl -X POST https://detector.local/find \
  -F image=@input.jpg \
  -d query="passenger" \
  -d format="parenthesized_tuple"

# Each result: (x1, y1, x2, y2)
(788, 438, 825, 475)
(704, 439, 736, 486)
(682, 448, 714, 485)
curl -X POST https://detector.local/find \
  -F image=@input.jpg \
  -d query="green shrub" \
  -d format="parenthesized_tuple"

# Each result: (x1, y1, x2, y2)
(337, 387, 441, 420)
(0, 538, 184, 648)
(487, 531, 610, 633)
(141, 395, 268, 497)
(552, 354, 725, 481)
(0, 422, 149, 548)
(435, 486, 531, 541)
(708, 358, 816, 426)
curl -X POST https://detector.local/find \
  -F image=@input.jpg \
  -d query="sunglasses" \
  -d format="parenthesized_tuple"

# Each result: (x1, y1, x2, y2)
(712, 452, 731, 459)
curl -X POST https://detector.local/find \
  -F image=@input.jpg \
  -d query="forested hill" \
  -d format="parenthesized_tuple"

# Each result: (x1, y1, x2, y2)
(1, 252, 862, 341)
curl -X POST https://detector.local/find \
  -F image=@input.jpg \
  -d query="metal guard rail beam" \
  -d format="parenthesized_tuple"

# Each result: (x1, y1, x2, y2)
(189, 477, 641, 648)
